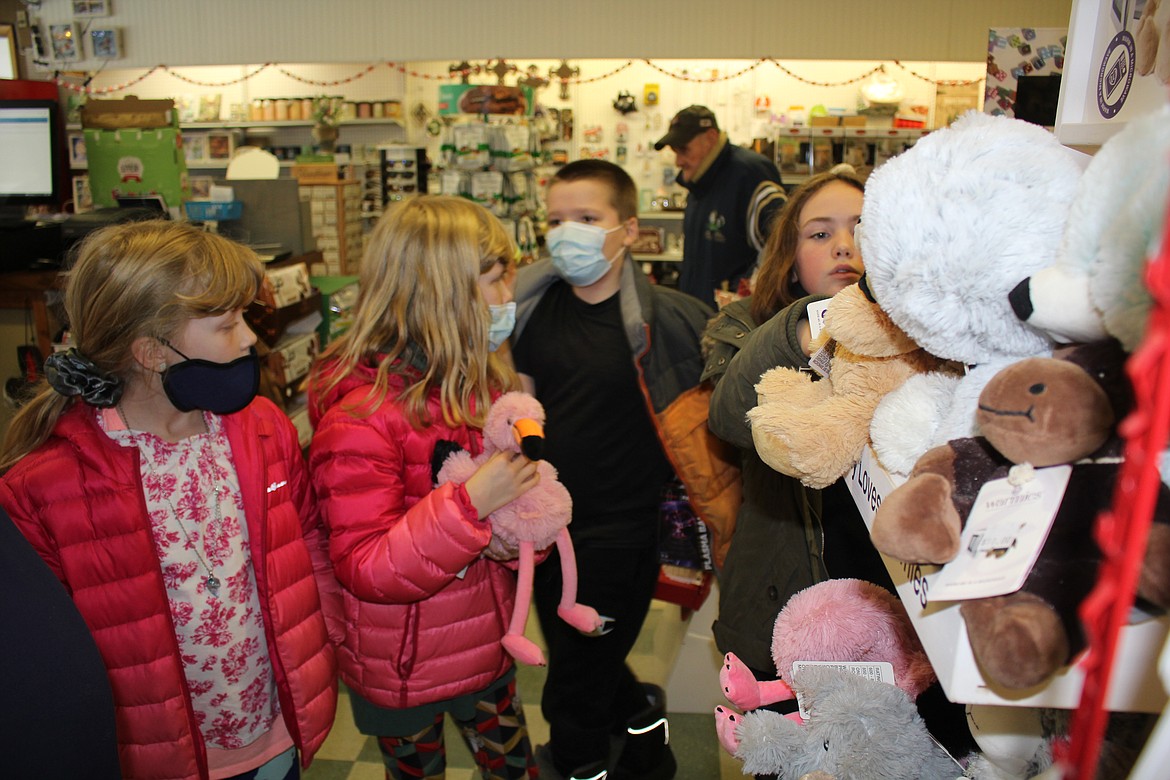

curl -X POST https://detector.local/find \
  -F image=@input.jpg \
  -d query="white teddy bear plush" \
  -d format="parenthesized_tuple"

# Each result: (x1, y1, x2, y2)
(1008, 103, 1170, 353)
(858, 111, 1087, 475)
(1009, 103, 1170, 486)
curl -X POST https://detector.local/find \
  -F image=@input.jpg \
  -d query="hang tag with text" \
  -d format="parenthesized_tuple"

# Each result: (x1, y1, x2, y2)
(807, 341, 833, 378)
(928, 464, 1071, 601)
(790, 660, 895, 721)
(806, 299, 830, 342)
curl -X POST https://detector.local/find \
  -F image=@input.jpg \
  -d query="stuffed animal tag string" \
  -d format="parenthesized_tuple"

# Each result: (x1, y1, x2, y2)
(1007, 462, 1035, 486)
(436, 392, 606, 666)
(928, 464, 1070, 602)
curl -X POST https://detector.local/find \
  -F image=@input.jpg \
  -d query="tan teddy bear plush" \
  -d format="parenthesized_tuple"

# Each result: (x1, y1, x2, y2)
(1137, 0, 1170, 83)
(747, 281, 961, 489)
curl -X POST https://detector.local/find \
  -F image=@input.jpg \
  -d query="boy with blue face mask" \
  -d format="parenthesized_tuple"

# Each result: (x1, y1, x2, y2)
(511, 161, 714, 780)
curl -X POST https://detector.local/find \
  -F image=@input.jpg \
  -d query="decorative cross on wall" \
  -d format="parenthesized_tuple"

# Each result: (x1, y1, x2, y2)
(549, 60, 580, 100)
(486, 59, 518, 85)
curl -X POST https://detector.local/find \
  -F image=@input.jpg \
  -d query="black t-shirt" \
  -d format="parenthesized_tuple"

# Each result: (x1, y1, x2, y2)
(820, 479, 896, 594)
(513, 281, 671, 546)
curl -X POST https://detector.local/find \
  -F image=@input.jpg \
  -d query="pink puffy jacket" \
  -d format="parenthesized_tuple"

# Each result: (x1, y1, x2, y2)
(0, 399, 339, 780)
(308, 360, 518, 709)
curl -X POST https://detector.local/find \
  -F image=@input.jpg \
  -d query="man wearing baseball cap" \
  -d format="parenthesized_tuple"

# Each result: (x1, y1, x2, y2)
(655, 105, 786, 307)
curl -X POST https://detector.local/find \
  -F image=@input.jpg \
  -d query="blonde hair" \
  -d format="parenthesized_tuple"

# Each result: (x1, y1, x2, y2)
(310, 195, 518, 429)
(0, 220, 263, 472)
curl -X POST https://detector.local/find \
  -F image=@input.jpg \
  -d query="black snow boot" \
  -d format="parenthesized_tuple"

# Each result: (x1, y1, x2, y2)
(611, 683, 676, 780)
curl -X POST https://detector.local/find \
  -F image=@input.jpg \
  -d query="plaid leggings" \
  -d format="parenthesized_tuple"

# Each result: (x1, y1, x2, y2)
(376, 677, 538, 780)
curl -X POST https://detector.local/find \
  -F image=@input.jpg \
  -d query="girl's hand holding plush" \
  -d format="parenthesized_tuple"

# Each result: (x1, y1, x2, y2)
(464, 450, 540, 519)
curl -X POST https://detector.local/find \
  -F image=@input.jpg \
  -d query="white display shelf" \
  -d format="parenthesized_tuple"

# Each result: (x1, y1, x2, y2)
(846, 446, 1169, 713)
(184, 160, 301, 170)
(633, 251, 683, 263)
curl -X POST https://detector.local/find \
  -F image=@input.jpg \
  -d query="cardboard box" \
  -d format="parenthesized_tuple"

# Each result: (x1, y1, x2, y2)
(258, 262, 313, 310)
(631, 227, 664, 254)
(81, 96, 176, 130)
(292, 164, 342, 184)
(312, 275, 360, 346)
(654, 566, 712, 612)
(809, 115, 841, 127)
(841, 115, 868, 127)
(775, 137, 809, 177)
(266, 331, 319, 387)
(83, 126, 189, 211)
(246, 289, 322, 348)
(845, 446, 1169, 711)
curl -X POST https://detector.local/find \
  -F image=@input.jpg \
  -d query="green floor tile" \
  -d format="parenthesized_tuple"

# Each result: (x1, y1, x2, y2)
(302, 757, 362, 780)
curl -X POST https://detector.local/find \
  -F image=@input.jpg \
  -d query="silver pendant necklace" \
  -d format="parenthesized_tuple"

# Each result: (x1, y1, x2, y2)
(118, 403, 224, 598)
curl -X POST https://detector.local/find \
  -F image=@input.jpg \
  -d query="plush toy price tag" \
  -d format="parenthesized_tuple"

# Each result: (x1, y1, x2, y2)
(929, 464, 1072, 601)
(807, 341, 833, 378)
(805, 297, 833, 377)
(806, 298, 830, 341)
(790, 660, 894, 721)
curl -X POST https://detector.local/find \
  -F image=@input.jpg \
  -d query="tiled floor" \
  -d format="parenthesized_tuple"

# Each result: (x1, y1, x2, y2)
(303, 599, 742, 779)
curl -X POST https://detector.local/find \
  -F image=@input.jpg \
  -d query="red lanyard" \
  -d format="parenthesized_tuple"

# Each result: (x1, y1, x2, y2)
(1059, 195, 1170, 778)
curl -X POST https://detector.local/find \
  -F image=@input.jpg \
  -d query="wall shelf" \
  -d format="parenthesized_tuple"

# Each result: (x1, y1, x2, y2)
(184, 118, 404, 130)
(633, 251, 683, 263)
(66, 118, 404, 131)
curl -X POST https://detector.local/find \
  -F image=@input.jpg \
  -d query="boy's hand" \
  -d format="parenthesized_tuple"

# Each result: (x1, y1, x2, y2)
(464, 450, 540, 519)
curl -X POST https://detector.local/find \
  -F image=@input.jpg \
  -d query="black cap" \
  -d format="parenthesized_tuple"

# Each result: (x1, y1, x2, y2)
(653, 105, 719, 150)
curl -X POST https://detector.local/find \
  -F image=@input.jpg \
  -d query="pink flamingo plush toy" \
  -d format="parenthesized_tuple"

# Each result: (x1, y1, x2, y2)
(437, 391, 604, 666)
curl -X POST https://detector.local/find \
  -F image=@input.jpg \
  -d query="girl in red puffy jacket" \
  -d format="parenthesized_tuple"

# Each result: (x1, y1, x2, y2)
(0, 220, 339, 780)
(307, 195, 541, 779)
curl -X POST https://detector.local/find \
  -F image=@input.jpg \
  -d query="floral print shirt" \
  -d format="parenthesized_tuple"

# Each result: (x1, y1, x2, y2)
(101, 408, 278, 750)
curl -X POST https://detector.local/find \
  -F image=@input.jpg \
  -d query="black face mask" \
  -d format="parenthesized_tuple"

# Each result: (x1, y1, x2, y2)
(160, 341, 260, 415)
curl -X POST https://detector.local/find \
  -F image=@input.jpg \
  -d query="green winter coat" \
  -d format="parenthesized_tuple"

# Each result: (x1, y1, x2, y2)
(704, 295, 830, 674)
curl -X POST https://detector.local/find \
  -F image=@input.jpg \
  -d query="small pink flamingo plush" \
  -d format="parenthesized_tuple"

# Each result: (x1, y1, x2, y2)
(437, 391, 603, 666)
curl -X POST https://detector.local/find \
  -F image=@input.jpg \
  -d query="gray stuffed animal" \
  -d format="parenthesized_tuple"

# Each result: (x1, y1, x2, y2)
(717, 666, 961, 779)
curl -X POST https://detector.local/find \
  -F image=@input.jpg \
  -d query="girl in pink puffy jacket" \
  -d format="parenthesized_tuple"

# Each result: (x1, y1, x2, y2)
(0, 221, 338, 780)
(307, 195, 540, 779)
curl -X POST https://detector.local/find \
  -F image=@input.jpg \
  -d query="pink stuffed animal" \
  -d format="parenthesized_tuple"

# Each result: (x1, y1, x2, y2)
(714, 578, 935, 755)
(437, 391, 603, 666)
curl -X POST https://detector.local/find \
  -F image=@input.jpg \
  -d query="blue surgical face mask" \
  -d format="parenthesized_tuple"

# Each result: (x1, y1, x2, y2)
(487, 301, 516, 352)
(546, 222, 626, 286)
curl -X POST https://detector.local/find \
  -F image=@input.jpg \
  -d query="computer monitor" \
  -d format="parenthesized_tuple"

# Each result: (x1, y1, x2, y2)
(0, 99, 65, 212)
(1012, 75, 1063, 128)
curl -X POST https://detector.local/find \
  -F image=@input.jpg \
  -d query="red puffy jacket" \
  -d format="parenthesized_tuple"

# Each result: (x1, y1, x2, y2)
(0, 399, 338, 780)
(308, 360, 518, 710)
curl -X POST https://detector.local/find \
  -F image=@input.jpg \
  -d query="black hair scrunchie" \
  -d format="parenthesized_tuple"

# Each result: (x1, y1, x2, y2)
(43, 348, 125, 408)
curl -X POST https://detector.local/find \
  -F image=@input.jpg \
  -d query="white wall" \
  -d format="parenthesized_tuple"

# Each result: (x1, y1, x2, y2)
(30, 0, 1073, 67)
